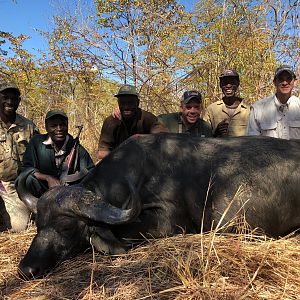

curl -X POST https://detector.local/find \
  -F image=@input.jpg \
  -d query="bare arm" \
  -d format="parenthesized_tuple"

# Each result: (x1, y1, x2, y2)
(112, 107, 121, 120)
(213, 119, 229, 137)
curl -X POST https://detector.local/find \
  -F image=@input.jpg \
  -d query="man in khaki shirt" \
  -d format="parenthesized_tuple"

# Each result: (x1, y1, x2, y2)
(204, 70, 250, 137)
(0, 81, 38, 232)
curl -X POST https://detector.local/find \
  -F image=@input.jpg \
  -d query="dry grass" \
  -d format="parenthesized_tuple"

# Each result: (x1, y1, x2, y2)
(1, 226, 300, 300)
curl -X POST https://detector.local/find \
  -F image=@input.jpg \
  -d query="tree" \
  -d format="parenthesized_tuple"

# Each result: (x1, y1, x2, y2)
(263, 0, 300, 77)
(184, 0, 278, 105)
(94, 0, 192, 113)
(0, 0, 299, 159)
(37, 15, 118, 156)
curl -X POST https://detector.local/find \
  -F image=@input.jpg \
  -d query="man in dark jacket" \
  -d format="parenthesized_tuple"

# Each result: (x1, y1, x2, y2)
(16, 110, 94, 198)
(97, 84, 166, 160)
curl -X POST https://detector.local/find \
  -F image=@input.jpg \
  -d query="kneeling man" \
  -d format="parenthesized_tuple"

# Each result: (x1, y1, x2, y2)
(16, 110, 94, 199)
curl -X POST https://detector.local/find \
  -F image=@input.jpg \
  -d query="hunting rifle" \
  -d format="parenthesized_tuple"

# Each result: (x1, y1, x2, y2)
(60, 125, 88, 185)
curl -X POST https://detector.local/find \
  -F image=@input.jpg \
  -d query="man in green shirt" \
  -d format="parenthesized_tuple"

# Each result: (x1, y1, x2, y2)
(158, 90, 212, 136)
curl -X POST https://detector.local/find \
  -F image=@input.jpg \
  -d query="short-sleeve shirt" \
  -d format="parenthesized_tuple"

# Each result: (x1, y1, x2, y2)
(203, 100, 250, 136)
(0, 114, 38, 181)
(98, 108, 164, 151)
(158, 112, 212, 137)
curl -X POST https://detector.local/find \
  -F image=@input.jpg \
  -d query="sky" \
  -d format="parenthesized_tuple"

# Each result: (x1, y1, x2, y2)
(1, 0, 54, 54)
(1, 0, 198, 57)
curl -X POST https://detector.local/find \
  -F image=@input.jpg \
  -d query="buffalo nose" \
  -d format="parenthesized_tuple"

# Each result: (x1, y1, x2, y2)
(18, 265, 40, 280)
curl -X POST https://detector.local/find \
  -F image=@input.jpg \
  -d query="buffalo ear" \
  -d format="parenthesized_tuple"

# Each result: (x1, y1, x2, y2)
(89, 226, 126, 255)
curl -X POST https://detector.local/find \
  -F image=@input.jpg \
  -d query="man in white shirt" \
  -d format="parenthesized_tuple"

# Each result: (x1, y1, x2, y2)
(247, 65, 300, 139)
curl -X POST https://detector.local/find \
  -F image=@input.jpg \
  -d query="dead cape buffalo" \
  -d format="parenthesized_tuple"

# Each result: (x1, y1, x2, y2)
(17, 134, 300, 279)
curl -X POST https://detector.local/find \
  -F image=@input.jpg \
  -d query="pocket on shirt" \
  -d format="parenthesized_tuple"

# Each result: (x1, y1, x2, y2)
(0, 141, 6, 164)
(288, 120, 300, 128)
(15, 131, 30, 156)
(228, 122, 247, 136)
(260, 121, 277, 131)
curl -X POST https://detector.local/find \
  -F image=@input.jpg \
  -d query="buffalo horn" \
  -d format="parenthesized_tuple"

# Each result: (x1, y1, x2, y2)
(16, 169, 38, 214)
(76, 179, 142, 225)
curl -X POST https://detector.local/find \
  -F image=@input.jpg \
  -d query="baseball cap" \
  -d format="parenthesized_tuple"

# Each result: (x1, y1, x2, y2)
(182, 90, 202, 104)
(45, 110, 68, 121)
(114, 84, 139, 98)
(219, 69, 239, 79)
(274, 65, 296, 79)
(0, 81, 20, 95)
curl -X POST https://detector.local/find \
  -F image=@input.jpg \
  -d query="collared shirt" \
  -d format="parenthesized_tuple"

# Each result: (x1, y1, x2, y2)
(157, 112, 212, 136)
(203, 100, 250, 136)
(19, 133, 94, 179)
(43, 135, 69, 167)
(247, 95, 300, 139)
(0, 113, 38, 181)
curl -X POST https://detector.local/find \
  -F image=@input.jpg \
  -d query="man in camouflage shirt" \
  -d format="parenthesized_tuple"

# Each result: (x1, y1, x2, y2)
(0, 81, 38, 232)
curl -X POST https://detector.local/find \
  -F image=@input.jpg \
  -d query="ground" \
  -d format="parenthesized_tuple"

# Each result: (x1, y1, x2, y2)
(1, 227, 300, 299)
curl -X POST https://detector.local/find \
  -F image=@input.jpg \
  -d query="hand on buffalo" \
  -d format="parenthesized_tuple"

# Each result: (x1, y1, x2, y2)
(34, 172, 61, 188)
(213, 119, 229, 137)
(97, 149, 110, 161)
(46, 176, 61, 188)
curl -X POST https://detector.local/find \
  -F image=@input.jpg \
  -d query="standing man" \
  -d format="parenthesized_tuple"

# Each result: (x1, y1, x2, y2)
(0, 81, 38, 232)
(97, 84, 166, 160)
(158, 90, 212, 136)
(247, 65, 300, 139)
(16, 110, 94, 200)
(204, 69, 250, 137)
